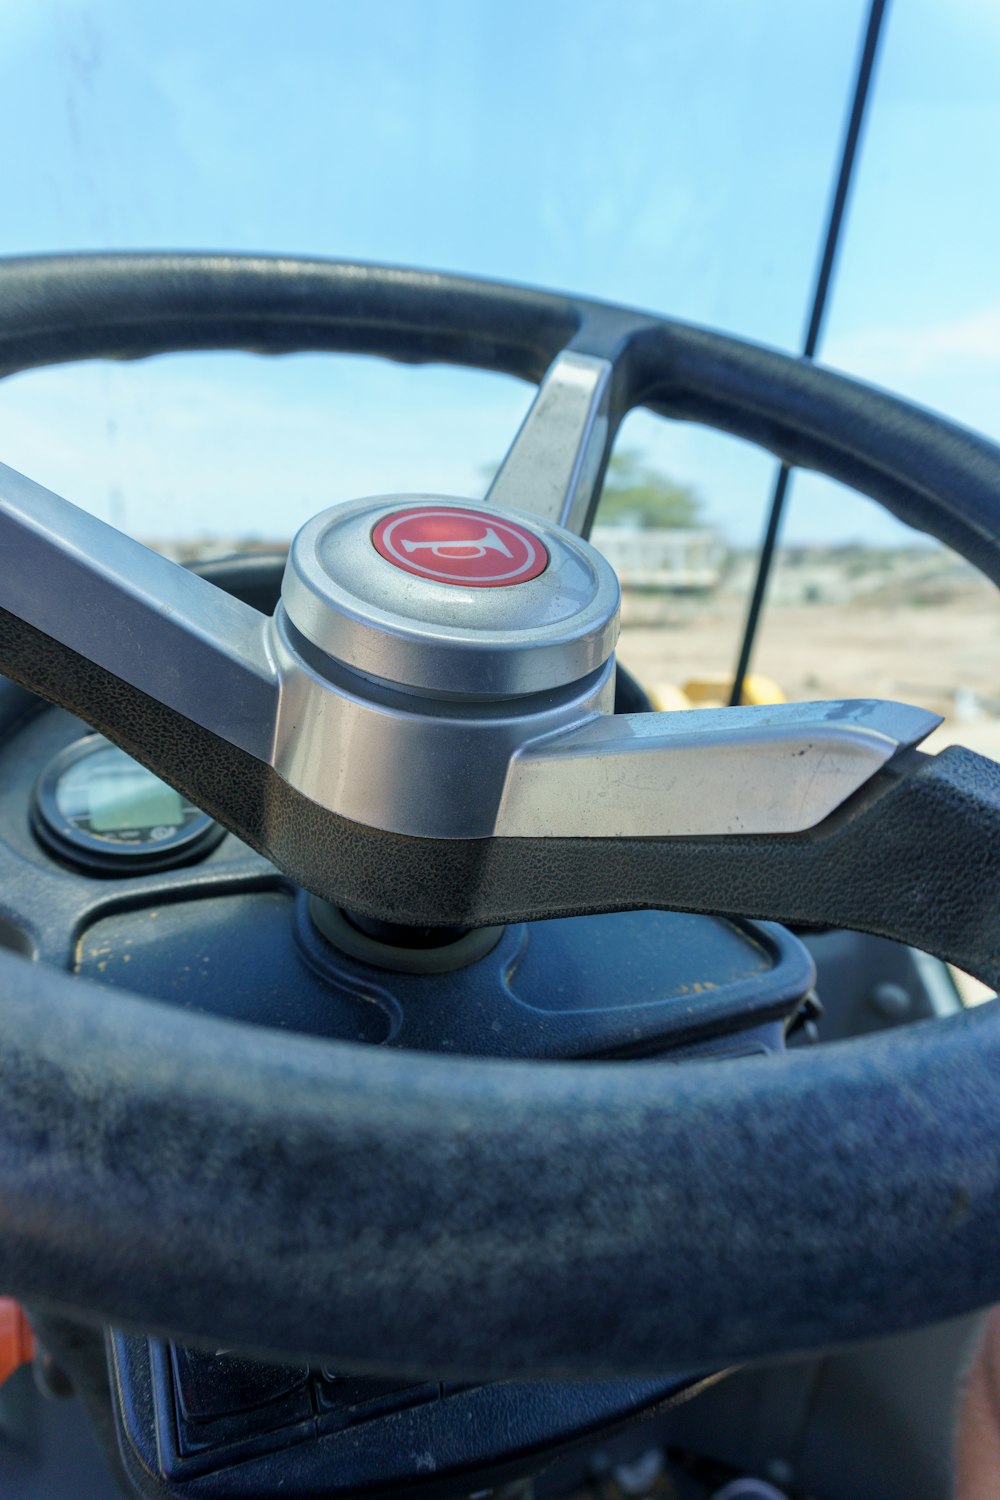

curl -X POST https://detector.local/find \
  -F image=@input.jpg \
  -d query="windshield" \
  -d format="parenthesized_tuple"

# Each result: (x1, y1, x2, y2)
(1, 0, 997, 751)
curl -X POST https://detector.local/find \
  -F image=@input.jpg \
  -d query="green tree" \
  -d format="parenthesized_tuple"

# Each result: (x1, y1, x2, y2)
(598, 450, 702, 529)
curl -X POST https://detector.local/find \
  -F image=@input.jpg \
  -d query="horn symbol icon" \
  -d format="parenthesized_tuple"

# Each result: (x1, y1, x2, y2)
(399, 526, 514, 562)
(372, 506, 549, 588)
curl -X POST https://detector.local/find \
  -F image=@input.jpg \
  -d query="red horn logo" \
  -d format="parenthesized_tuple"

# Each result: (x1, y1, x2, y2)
(372, 507, 549, 588)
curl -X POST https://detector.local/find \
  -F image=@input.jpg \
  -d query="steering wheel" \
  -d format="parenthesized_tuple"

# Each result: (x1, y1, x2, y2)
(1, 252, 1000, 1383)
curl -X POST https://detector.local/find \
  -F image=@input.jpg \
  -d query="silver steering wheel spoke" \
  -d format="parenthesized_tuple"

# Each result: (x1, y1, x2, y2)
(0, 460, 278, 756)
(0, 454, 944, 851)
(484, 349, 616, 536)
(497, 697, 942, 838)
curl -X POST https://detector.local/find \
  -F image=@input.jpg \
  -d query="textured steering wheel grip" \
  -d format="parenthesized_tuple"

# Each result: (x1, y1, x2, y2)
(4, 254, 1000, 589)
(0, 935, 999, 1379)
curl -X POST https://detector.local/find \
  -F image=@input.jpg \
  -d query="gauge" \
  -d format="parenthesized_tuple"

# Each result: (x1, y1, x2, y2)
(33, 735, 225, 874)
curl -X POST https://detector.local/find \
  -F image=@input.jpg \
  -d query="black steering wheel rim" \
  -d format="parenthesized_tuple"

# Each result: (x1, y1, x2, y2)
(1, 251, 999, 1381)
(5, 252, 1000, 589)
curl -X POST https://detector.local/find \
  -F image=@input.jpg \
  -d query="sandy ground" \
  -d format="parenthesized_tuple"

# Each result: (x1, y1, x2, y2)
(617, 576, 1000, 758)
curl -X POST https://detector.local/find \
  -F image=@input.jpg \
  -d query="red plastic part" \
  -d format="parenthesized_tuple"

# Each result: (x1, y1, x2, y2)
(0, 1297, 34, 1384)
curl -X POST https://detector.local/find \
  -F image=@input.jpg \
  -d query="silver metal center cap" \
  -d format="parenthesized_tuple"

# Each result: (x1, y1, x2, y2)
(281, 496, 621, 698)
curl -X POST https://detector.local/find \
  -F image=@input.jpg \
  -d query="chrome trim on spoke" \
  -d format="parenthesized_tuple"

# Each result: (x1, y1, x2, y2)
(268, 613, 615, 838)
(485, 351, 614, 536)
(495, 700, 941, 839)
(0, 461, 278, 754)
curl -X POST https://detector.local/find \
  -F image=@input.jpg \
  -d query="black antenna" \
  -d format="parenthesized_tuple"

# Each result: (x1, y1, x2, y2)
(728, 0, 890, 706)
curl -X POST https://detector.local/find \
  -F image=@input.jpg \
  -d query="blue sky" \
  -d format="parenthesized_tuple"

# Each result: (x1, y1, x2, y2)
(0, 0, 998, 547)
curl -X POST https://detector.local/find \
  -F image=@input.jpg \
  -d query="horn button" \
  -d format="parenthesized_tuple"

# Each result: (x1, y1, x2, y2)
(371, 504, 550, 587)
(279, 496, 621, 699)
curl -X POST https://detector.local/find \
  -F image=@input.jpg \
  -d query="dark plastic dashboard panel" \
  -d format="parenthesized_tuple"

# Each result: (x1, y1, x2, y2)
(110, 1330, 705, 1500)
(76, 889, 811, 1060)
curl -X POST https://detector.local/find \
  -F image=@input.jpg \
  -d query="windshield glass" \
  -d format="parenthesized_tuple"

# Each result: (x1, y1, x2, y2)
(1, 0, 997, 749)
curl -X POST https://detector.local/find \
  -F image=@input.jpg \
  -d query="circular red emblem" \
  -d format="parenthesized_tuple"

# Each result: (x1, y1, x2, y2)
(371, 506, 549, 588)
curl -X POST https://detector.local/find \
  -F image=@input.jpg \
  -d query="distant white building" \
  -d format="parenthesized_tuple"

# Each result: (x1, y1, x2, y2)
(590, 525, 724, 593)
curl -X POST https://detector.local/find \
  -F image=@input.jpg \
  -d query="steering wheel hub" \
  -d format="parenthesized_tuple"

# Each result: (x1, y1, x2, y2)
(280, 495, 621, 698)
